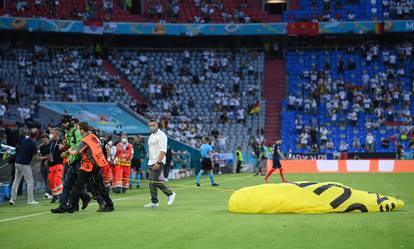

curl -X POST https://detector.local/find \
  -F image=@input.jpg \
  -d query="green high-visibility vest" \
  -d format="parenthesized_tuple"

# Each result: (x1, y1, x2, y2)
(236, 150, 244, 161)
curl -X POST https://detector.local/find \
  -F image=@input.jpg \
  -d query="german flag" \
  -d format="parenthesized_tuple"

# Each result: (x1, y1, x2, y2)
(249, 102, 260, 115)
(375, 22, 384, 34)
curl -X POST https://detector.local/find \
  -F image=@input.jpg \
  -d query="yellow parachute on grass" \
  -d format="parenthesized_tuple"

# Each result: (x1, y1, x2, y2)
(228, 182, 404, 214)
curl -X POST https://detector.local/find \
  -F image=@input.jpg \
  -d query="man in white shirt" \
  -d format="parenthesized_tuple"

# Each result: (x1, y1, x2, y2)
(366, 133, 375, 152)
(339, 141, 349, 152)
(299, 132, 309, 148)
(288, 95, 296, 110)
(144, 119, 175, 208)
(320, 127, 328, 146)
(389, 54, 396, 65)
(236, 108, 245, 124)
(347, 110, 358, 126)
(363, 96, 372, 112)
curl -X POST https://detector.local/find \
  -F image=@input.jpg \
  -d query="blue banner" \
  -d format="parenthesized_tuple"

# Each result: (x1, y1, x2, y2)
(384, 20, 414, 33)
(0, 17, 83, 33)
(39, 101, 150, 134)
(319, 21, 376, 34)
(0, 17, 413, 35)
(103, 22, 287, 36)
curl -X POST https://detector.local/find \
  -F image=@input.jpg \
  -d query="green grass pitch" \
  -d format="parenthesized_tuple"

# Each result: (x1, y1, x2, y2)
(0, 173, 413, 249)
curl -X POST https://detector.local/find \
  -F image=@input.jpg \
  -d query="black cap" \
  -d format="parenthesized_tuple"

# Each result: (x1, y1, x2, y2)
(61, 115, 72, 124)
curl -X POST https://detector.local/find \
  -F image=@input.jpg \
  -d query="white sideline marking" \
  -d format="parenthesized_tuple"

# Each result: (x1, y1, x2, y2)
(0, 211, 50, 223)
(0, 187, 185, 223)
(0, 195, 138, 223)
(0, 175, 248, 223)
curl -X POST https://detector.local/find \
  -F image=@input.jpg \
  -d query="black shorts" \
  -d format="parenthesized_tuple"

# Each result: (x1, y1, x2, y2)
(201, 157, 213, 171)
(272, 159, 282, 169)
(131, 159, 142, 171)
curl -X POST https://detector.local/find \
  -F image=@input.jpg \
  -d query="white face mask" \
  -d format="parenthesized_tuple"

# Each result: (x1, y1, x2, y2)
(122, 138, 128, 144)
(49, 134, 54, 139)
(108, 141, 113, 146)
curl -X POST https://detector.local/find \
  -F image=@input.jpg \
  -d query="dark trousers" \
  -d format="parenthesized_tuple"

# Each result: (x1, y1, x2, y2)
(69, 166, 113, 209)
(163, 162, 171, 179)
(40, 165, 51, 194)
(236, 160, 242, 173)
(149, 163, 172, 204)
(59, 162, 91, 208)
(87, 174, 105, 206)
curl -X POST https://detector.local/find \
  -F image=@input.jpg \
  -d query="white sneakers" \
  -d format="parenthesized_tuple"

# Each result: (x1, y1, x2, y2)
(44, 193, 52, 200)
(144, 202, 159, 208)
(167, 192, 176, 206)
(9, 200, 39, 205)
(144, 192, 176, 208)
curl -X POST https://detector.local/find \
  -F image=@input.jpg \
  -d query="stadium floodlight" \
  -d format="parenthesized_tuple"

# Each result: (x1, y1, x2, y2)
(266, 0, 287, 3)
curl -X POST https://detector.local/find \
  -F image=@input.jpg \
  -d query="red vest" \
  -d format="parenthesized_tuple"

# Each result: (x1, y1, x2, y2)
(116, 143, 133, 167)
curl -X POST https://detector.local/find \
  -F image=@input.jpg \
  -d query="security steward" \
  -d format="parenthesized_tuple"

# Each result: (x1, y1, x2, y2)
(67, 122, 114, 213)
(51, 115, 91, 213)
(235, 147, 243, 173)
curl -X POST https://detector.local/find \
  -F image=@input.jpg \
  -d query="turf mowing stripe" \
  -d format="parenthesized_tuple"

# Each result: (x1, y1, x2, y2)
(0, 186, 191, 223)
(139, 179, 236, 193)
(138, 174, 253, 193)
(0, 174, 250, 223)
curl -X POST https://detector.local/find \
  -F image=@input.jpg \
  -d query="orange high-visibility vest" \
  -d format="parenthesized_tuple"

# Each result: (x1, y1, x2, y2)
(116, 143, 133, 167)
(80, 133, 108, 172)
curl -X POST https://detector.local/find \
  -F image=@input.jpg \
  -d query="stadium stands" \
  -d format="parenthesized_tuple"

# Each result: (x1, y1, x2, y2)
(281, 42, 414, 153)
(3, 0, 411, 24)
(0, 44, 133, 126)
(1, 0, 274, 23)
(2, 0, 144, 22)
(108, 49, 266, 151)
(143, 0, 273, 23)
(0, 43, 266, 151)
(284, 0, 414, 22)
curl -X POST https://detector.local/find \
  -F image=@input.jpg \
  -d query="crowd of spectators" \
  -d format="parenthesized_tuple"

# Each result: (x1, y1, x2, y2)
(4, 0, 414, 24)
(285, 0, 414, 22)
(0, 41, 137, 138)
(381, 0, 414, 19)
(112, 48, 262, 151)
(287, 42, 414, 153)
(145, 0, 257, 23)
(4, 0, 136, 22)
(126, 50, 257, 150)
